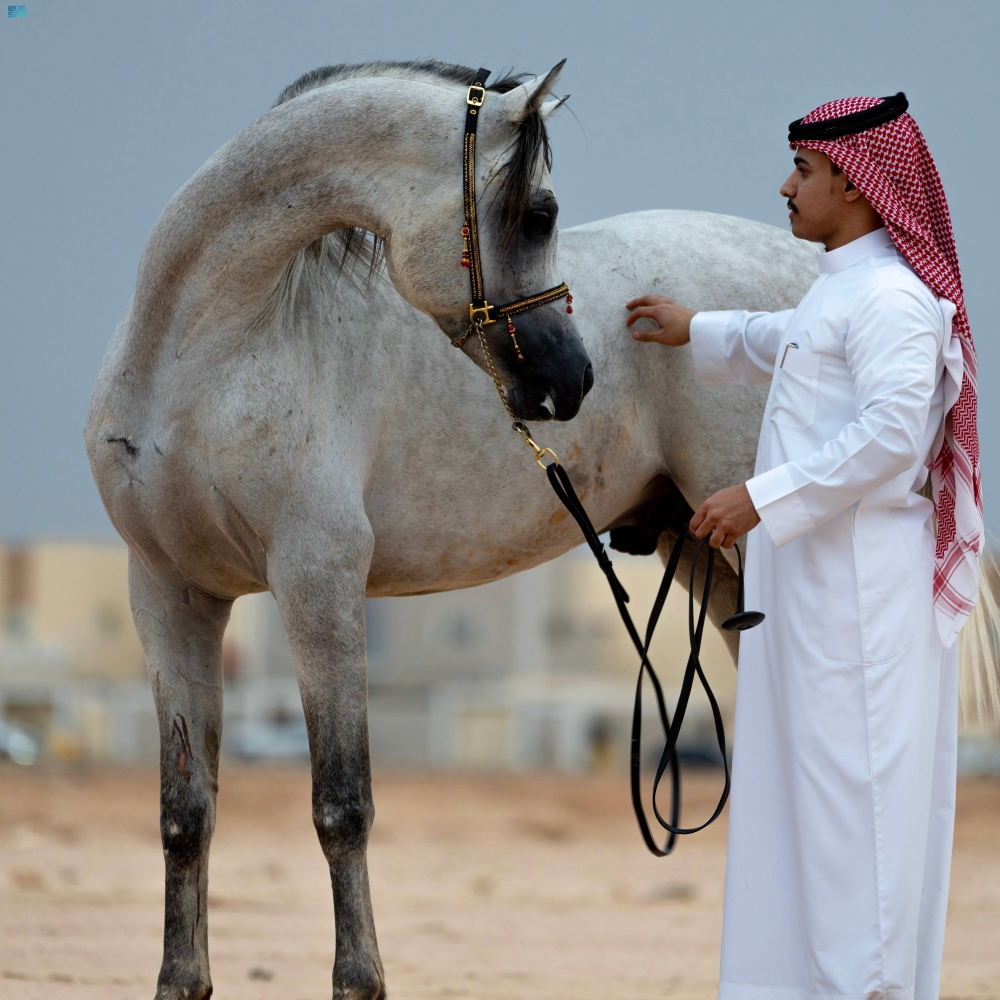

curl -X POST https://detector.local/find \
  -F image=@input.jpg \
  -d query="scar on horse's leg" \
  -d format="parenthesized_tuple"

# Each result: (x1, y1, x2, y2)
(271, 528, 385, 1000)
(129, 555, 229, 1000)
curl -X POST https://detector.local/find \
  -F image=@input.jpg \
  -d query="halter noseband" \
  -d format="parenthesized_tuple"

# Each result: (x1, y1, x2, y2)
(453, 68, 571, 358)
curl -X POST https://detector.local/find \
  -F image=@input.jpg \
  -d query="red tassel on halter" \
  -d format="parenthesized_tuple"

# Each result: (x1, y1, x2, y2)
(461, 225, 471, 268)
(508, 318, 525, 363)
(565, 293, 573, 314)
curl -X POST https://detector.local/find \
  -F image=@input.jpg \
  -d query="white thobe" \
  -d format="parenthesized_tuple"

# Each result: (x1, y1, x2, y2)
(689, 228, 963, 1000)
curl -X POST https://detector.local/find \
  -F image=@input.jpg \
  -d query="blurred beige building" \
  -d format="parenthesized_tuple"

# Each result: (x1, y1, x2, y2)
(1, 537, 737, 770)
(371, 552, 737, 772)
(3, 542, 144, 681)
(0, 541, 148, 761)
(3, 538, 997, 774)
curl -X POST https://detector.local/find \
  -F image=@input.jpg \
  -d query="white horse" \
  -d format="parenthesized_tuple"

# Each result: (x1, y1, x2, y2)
(86, 59, 822, 1000)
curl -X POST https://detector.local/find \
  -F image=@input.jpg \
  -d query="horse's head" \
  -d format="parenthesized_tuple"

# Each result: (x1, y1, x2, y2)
(384, 62, 593, 422)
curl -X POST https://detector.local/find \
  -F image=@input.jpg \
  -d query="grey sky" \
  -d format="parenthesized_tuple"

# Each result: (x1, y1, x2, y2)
(2, 0, 998, 541)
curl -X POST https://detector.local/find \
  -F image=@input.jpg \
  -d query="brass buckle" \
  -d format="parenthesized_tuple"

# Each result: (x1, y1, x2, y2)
(533, 447, 559, 470)
(466, 84, 486, 107)
(469, 302, 495, 325)
(511, 421, 560, 468)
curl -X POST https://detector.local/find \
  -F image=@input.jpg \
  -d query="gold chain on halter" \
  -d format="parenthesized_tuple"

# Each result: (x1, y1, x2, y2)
(473, 318, 560, 470)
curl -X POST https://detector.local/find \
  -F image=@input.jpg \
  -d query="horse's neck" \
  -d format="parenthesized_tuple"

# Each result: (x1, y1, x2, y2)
(127, 79, 454, 370)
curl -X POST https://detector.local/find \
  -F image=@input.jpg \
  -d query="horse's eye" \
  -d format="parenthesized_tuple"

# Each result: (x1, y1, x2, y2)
(521, 209, 554, 240)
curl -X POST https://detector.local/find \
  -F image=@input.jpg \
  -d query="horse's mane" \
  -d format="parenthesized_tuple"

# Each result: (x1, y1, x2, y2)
(272, 59, 556, 282)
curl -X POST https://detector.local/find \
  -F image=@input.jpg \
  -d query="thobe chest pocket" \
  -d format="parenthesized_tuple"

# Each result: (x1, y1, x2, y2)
(770, 345, 822, 429)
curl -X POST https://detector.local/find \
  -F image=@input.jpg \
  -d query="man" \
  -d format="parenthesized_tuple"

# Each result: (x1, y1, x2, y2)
(626, 94, 981, 1000)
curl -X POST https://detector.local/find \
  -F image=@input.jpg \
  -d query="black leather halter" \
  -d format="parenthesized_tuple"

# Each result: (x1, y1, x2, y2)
(453, 69, 570, 353)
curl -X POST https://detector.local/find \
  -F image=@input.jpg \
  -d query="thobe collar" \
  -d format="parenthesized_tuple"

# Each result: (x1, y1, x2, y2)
(816, 227, 894, 274)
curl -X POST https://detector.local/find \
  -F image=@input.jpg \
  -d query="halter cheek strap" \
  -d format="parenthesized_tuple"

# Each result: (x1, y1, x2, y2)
(453, 67, 571, 357)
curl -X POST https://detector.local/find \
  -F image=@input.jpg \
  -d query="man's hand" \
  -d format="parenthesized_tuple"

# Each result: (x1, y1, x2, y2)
(625, 295, 696, 346)
(690, 483, 761, 549)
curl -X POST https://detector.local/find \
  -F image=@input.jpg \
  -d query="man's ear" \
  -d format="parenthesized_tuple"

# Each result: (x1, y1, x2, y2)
(843, 183, 863, 203)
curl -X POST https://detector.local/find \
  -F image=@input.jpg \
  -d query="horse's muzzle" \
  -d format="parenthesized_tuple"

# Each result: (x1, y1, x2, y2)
(507, 357, 593, 422)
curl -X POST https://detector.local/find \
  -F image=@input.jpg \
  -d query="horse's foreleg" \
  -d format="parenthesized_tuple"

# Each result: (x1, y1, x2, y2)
(271, 521, 384, 1000)
(130, 555, 229, 1000)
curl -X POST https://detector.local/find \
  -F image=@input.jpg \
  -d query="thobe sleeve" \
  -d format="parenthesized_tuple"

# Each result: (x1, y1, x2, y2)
(689, 310, 796, 385)
(745, 286, 943, 548)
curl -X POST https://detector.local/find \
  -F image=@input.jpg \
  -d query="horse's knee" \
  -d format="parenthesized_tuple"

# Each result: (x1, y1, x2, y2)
(158, 714, 215, 865)
(313, 790, 374, 859)
(160, 779, 212, 866)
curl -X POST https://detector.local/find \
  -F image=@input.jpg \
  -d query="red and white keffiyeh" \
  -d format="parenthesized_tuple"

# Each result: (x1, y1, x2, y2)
(793, 96, 982, 643)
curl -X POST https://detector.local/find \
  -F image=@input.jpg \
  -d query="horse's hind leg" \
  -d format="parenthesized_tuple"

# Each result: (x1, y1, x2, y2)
(270, 518, 384, 1000)
(656, 526, 741, 662)
(130, 555, 230, 1000)
(609, 475, 741, 664)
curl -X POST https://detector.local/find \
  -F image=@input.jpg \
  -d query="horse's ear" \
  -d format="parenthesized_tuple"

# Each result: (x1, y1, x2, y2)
(539, 96, 569, 121)
(508, 59, 567, 124)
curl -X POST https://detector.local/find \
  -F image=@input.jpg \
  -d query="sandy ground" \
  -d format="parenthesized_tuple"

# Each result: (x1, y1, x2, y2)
(0, 766, 998, 1000)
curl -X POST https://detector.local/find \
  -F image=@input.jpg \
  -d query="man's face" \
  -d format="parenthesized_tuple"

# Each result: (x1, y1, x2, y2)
(779, 147, 853, 243)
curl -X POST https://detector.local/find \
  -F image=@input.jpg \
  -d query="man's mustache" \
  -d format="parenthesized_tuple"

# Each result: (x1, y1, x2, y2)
(787, 199, 798, 215)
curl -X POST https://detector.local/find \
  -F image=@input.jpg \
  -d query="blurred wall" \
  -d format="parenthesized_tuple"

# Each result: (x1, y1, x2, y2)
(1, 541, 146, 761)
(222, 552, 739, 772)
(2, 541, 143, 681)
(26, 543, 143, 681)
(3, 537, 997, 773)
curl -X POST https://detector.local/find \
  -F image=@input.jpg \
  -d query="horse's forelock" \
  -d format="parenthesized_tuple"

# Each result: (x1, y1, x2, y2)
(274, 60, 557, 270)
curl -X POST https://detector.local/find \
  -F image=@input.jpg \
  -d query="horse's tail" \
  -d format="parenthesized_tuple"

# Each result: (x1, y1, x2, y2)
(959, 546, 1000, 730)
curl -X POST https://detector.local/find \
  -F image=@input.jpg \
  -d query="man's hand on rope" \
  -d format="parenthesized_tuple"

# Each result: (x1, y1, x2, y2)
(691, 483, 761, 549)
(625, 295, 696, 346)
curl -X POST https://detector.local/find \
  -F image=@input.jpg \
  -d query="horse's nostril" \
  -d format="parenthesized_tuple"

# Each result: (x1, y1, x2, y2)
(582, 363, 594, 397)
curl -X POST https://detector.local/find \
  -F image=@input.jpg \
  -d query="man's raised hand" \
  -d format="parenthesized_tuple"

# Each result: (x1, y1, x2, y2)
(625, 295, 696, 346)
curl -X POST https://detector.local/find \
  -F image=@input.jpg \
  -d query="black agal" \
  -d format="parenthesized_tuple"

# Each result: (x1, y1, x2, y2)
(788, 92, 908, 143)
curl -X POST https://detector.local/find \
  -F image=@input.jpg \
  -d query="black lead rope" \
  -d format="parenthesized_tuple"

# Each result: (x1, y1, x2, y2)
(545, 462, 761, 856)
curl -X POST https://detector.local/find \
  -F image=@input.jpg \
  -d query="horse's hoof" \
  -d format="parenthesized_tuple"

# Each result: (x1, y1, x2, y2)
(154, 977, 213, 1000)
(332, 957, 386, 1000)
